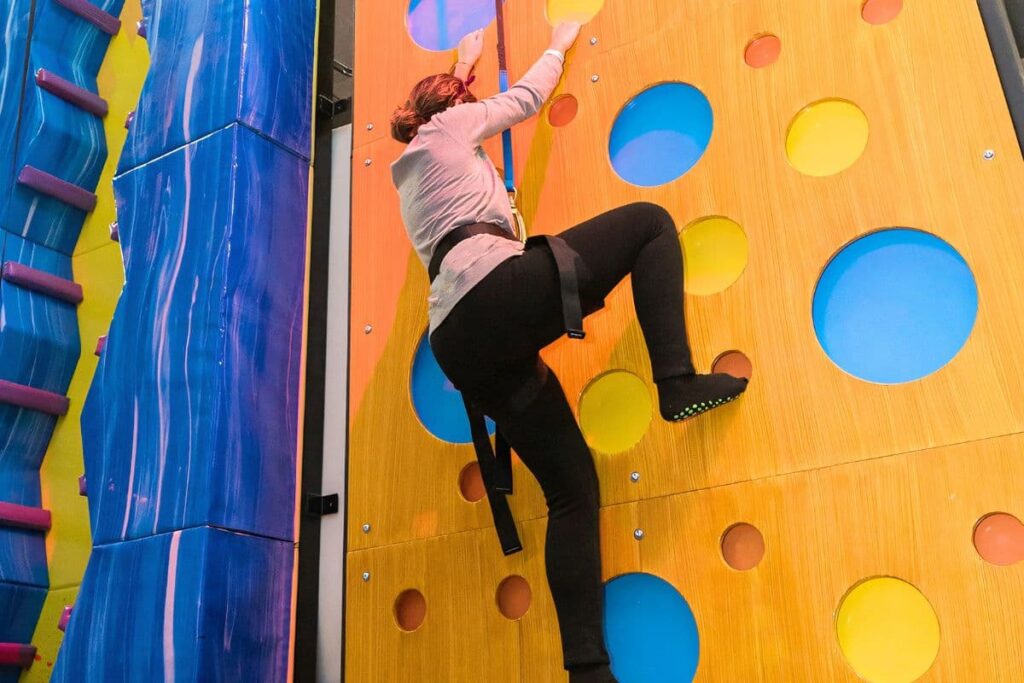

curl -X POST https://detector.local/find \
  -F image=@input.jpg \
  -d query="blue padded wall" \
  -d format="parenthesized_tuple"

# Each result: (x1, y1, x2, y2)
(0, 0, 120, 672)
(52, 527, 293, 682)
(118, 0, 316, 172)
(1, 0, 123, 254)
(0, 0, 35, 208)
(83, 123, 307, 545)
(0, 583, 47, 682)
(55, 0, 315, 679)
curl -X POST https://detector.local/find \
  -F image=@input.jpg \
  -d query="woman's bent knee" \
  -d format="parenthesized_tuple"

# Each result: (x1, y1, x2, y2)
(624, 201, 675, 238)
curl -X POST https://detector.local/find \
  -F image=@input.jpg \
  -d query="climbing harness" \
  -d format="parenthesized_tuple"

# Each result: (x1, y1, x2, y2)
(429, 225, 591, 557)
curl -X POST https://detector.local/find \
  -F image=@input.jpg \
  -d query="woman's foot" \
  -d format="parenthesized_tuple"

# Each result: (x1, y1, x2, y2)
(569, 663, 619, 683)
(656, 372, 748, 422)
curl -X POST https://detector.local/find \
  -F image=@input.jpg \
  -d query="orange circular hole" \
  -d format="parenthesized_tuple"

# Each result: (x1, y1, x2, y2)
(496, 575, 532, 619)
(744, 34, 781, 68)
(974, 512, 1024, 566)
(712, 350, 753, 381)
(459, 461, 486, 502)
(548, 94, 579, 127)
(861, 0, 903, 25)
(721, 523, 765, 571)
(394, 589, 427, 631)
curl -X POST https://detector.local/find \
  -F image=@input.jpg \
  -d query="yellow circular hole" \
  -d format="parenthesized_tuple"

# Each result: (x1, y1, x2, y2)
(786, 99, 869, 177)
(836, 577, 940, 683)
(547, 0, 605, 24)
(680, 216, 748, 295)
(578, 371, 652, 454)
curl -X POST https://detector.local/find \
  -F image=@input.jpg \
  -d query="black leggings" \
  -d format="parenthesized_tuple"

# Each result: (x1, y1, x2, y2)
(429, 202, 694, 671)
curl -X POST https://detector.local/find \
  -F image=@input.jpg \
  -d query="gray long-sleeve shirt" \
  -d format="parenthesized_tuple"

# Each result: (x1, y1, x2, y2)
(391, 53, 563, 333)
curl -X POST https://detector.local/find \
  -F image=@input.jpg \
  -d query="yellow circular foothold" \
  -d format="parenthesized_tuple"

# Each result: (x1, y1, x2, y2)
(786, 99, 869, 177)
(547, 0, 605, 25)
(578, 371, 652, 454)
(836, 577, 941, 683)
(680, 216, 748, 295)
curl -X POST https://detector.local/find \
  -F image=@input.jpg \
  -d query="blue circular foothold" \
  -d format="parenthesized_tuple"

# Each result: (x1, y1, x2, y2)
(609, 83, 714, 187)
(813, 229, 978, 384)
(411, 333, 494, 443)
(604, 573, 700, 682)
(407, 0, 496, 52)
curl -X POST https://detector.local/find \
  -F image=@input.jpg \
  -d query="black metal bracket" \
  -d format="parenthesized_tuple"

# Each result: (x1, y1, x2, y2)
(305, 493, 340, 517)
(317, 94, 350, 119)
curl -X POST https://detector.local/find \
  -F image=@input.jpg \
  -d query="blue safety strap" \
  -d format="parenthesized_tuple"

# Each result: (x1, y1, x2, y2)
(494, 0, 516, 192)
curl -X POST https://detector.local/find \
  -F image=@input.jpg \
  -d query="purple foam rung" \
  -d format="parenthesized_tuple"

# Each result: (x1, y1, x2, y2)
(0, 501, 52, 531)
(55, 0, 121, 35)
(124, 110, 135, 129)
(0, 643, 37, 669)
(17, 166, 97, 212)
(2, 261, 84, 304)
(94, 335, 107, 356)
(137, 19, 147, 39)
(0, 379, 70, 416)
(109, 221, 120, 242)
(36, 69, 108, 118)
(57, 606, 73, 632)
(78, 475, 88, 496)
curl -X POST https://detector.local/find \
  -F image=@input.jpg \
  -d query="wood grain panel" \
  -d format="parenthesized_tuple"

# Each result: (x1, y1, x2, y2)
(346, 434, 1024, 681)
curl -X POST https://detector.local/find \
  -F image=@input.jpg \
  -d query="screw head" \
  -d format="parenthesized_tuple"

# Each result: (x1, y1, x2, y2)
(630, 471, 640, 483)
(364, 158, 373, 167)
(591, 74, 600, 83)
(362, 523, 372, 533)
(361, 571, 371, 581)
(590, 37, 598, 45)
(367, 123, 375, 131)
(984, 149, 996, 160)
(364, 324, 373, 334)
(633, 528, 645, 540)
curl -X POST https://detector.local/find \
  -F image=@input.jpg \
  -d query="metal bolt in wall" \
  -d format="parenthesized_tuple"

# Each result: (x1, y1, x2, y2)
(362, 523, 372, 533)
(633, 528, 645, 540)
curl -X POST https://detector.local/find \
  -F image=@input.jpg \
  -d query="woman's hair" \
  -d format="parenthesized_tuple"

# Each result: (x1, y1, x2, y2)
(390, 73, 477, 144)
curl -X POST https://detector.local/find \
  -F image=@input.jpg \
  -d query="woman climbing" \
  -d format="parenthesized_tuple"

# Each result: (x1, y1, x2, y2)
(389, 22, 747, 683)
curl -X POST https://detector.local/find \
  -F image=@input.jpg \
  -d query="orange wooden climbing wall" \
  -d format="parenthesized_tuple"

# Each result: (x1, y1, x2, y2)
(346, 1, 1024, 680)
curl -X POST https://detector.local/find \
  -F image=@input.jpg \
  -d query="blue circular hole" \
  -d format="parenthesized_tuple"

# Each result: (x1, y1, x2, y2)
(812, 229, 978, 384)
(604, 573, 700, 682)
(406, 0, 495, 52)
(411, 333, 495, 443)
(608, 83, 714, 187)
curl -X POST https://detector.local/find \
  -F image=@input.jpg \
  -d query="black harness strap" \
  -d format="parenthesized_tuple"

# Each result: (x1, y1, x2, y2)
(430, 227, 587, 556)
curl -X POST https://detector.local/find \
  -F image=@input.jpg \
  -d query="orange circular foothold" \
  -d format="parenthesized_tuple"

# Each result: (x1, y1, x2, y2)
(862, 0, 903, 25)
(394, 589, 427, 632)
(721, 523, 765, 570)
(548, 94, 579, 127)
(712, 351, 753, 381)
(974, 512, 1024, 566)
(458, 461, 486, 503)
(497, 575, 533, 620)
(744, 34, 781, 68)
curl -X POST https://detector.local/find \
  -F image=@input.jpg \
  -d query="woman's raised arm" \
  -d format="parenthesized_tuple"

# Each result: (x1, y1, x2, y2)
(444, 22, 581, 146)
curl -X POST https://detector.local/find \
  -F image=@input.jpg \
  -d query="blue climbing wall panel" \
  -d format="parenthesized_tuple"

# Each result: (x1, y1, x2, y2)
(56, 527, 293, 681)
(118, 0, 315, 172)
(83, 124, 307, 545)
(0, 0, 117, 678)
(53, 0, 315, 680)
